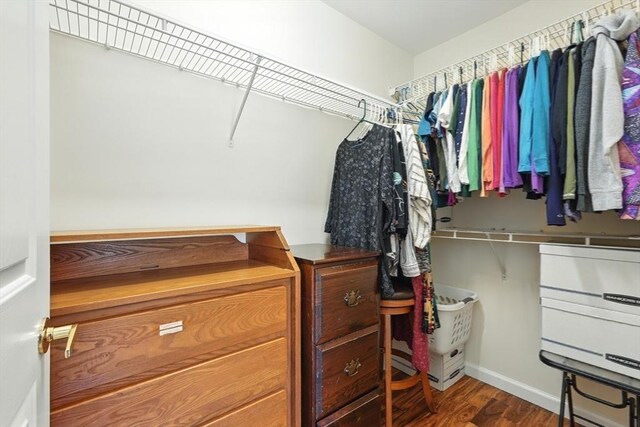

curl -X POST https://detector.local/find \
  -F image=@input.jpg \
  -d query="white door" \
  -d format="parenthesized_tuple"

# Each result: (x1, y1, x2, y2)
(0, 0, 50, 426)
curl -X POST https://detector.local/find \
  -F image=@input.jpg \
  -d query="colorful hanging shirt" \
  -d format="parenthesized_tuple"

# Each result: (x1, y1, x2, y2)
(619, 30, 640, 220)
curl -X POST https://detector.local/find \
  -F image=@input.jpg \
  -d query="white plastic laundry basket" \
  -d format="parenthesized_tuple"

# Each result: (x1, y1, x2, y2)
(429, 283, 479, 355)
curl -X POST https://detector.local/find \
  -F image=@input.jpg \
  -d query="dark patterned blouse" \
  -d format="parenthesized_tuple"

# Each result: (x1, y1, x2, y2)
(324, 124, 395, 297)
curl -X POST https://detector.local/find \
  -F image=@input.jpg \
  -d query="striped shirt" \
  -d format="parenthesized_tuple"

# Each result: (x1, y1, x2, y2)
(396, 125, 433, 249)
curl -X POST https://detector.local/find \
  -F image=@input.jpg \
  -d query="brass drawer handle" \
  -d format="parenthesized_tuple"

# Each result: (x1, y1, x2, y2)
(344, 289, 362, 307)
(344, 358, 362, 377)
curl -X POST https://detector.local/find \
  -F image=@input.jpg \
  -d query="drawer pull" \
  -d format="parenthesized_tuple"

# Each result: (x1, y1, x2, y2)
(344, 358, 362, 377)
(344, 290, 362, 307)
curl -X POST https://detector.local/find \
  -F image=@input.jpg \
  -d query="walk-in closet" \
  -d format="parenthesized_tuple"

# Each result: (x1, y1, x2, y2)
(1, 0, 639, 426)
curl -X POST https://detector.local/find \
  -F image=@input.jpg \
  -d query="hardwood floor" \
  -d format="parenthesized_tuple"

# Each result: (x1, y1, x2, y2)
(388, 374, 576, 426)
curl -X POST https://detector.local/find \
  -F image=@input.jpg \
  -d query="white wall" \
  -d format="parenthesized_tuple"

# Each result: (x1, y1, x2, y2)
(132, 0, 413, 99)
(413, 2, 640, 426)
(413, 0, 606, 77)
(50, 0, 413, 245)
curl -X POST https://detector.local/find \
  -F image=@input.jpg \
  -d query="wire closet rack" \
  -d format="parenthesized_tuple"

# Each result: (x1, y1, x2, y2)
(393, 0, 638, 109)
(49, 0, 396, 140)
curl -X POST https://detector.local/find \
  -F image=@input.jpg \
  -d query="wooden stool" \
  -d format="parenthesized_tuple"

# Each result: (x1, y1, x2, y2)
(381, 283, 437, 426)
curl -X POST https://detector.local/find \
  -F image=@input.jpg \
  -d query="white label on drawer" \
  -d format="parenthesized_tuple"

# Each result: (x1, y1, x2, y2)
(159, 320, 183, 336)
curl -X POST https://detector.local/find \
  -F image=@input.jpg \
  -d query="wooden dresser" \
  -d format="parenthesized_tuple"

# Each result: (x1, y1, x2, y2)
(291, 244, 381, 427)
(48, 226, 300, 426)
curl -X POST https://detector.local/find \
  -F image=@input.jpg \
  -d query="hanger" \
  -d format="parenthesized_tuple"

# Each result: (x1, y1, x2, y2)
(582, 11, 592, 37)
(520, 42, 524, 66)
(345, 99, 373, 140)
(473, 60, 478, 79)
(576, 20, 584, 43)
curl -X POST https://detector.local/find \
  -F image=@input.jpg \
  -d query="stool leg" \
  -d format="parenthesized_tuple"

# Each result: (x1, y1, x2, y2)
(384, 313, 393, 427)
(419, 370, 437, 413)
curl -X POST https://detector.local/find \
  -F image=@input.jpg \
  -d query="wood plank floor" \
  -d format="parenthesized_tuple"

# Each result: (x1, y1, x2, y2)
(388, 374, 577, 426)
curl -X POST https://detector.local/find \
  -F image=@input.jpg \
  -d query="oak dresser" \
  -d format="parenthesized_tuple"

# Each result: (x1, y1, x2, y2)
(48, 226, 300, 426)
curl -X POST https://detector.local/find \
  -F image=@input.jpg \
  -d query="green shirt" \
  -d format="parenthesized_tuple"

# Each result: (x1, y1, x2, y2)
(467, 79, 484, 191)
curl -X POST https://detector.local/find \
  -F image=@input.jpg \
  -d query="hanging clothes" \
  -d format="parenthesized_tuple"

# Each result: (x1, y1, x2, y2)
(564, 46, 582, 222)
(459, 81, 473, 187)
(467, 79, 483, 192)
(325, 124, 396, 297)
(619, 29, 640, 220)
(397, 125, 433, 248)
(575, 38, 596, 213)
(391, 275, 430, 372)
(518, 59, 536, 174)
(489, 71, 501, 191)
(450, 83, 462, 161)
(532, 51, 551, 177)
(493, 69, 505, 191)
(547, 48, 567, 226)
(438, 87, 462, 193)
(564, 47, 577, 201)
(481, 75, 493, 196)
(501, 66, 523, 191)
(588, 10, 639, 211)
(518, 57, 545, 196)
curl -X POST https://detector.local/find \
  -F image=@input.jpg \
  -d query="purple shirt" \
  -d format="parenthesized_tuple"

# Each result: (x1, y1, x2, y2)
(501, 67, 523, 190)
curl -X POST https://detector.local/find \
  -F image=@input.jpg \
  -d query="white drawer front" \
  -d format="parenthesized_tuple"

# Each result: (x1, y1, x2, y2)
(541, 298, 640, 379)
(540, 245, 640, 315)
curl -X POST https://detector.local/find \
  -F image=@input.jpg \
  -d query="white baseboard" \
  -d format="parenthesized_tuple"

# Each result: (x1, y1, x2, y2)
(464, 362, 624, 427)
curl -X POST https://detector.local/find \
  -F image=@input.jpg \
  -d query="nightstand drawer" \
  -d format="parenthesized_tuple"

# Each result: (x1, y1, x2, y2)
(315, 261, 378, 344)
(316, 325, 380, 419)
(317, 389, 381, 427)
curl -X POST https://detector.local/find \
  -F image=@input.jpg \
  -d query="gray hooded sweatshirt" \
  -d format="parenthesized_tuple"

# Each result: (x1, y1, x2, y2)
(589, 9, 639, 211)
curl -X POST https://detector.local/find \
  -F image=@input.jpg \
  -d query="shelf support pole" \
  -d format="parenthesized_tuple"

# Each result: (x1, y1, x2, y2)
(229, 56, 262, 147)
(485, 233, 507, 280)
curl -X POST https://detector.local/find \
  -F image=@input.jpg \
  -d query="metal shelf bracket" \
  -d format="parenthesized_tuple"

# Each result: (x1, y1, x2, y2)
(229, 56, 262, 147)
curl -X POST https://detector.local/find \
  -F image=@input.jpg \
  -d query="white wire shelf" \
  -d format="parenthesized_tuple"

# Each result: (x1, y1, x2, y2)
(432, 228, 640, 250)
(393, 0, 637, 106)
(49, 0, 396, 123)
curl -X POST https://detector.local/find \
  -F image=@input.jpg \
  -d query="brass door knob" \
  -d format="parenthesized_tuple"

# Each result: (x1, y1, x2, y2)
(38, 317, 78, 358)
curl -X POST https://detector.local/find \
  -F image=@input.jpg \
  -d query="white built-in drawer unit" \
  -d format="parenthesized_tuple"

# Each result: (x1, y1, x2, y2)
(539, 245, 640, 379)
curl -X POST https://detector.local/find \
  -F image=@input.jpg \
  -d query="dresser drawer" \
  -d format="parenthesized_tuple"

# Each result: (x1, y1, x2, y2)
(316, 325, 380, 419)
(51, 338, 288, 426)
(203, 390, 288, 427)
(317, 389, 381, 427)
(316, 261, 378, 344)
(51, 284, 288, 408)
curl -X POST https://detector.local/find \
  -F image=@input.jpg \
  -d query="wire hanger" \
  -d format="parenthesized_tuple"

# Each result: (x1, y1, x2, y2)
(345, 99, 373, 140)
(575, 19, 584, 43)
(582, 11, 591, 36)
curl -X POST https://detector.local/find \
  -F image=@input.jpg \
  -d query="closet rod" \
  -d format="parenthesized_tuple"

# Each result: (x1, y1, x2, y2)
(49, 0, 396, 126)
(393, 0, 637, 105)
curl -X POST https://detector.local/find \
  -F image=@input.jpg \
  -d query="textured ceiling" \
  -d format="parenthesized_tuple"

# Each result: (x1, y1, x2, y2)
(323, 0, 529, 54)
